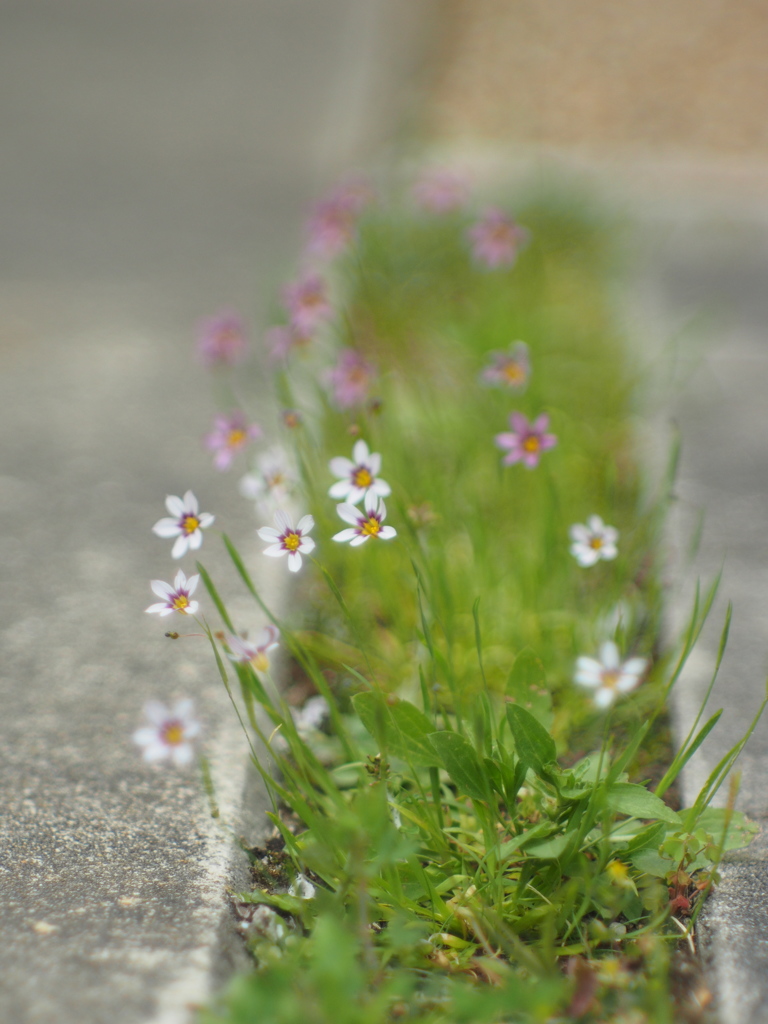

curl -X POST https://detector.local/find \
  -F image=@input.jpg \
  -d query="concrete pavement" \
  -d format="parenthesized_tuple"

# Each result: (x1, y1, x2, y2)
(0, 2, 430, 1021)
(625, 195, 768, 1024)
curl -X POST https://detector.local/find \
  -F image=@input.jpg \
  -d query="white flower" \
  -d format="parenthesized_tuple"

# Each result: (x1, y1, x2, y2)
(132, 699, 201, 766)
(226, 626, 280, 673)
(328, 439, 391, 505)
(289, 873, 316, 900)
(291, 694, 329, 736)
(574, 642, 648, 709)
(332, 493, 397, 546)
(152, 491, 215, 559)
(258, 509, 315, 572)
(145, 569, 200, 617)
(239, 446, 296, 512)
(569, 515, 618, 567)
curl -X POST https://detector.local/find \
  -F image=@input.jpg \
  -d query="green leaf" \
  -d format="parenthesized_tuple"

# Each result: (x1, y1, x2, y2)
(352, 691, 442, 768)
(429, 731, 489, 801)
(606, 783, 681, 825)
(696, 808, 759, 852)
(505, 703, 557, 777)
(505, 648, 553, 729)
(629, 848, 672, 878)
(622, 821, 667, 855)
(524, 831, 572, 861)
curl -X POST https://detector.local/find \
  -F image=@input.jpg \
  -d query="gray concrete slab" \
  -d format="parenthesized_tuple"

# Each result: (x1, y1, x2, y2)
(624, 203, 768, 1024)
(0, 2, 432, 1021)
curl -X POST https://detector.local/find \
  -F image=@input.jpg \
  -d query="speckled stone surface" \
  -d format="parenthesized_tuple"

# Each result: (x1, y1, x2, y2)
(624, 203, 768, 1023)
(0, 1, 430, 1021)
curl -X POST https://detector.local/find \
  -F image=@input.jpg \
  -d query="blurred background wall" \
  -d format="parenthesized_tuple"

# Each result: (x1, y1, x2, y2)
(429, 1, 768, 169)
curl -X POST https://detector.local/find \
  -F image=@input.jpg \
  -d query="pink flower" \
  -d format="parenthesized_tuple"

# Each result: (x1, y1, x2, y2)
(197, 311, 248, 367)
(495, 412, 557, 468)
(205, 412, 262, 471)
(226, 626, 280, 673)
(412, 167, 469, 213)
(481, 341, 530, 390)
(133, 699, 201, 766)
(258, 510, 315, 573)
(282, 272, 333, 338)
(468, 208, 529, 269)
(303, 178, 372, 259)
(332, 492, 397, 546)
(146, 569, 200, 617)
(325, 348, 376, 410)
(266, 325, 310, 361)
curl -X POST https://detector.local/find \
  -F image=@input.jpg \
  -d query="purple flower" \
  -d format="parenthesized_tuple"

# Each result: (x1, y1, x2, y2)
(197, 311, 248, 368)
(328, 439, 390, 505)
(146, 569, 200, 617)
(468, 208, 529, 269)
(412, 167, 469, 213)
(258, 510, 315, 573)
(266, 325, 310, 362)
(152, 491, 215, 559)
(282, 272, 333, 338)
(481, 341, 530, 390)
(325, 348, 376, 410)
(332, 492, 397, 546)
(133, 699, 201, 766)
(495, 412, 557, 468)
(205, 412, 262, 471)
(226, 626, 280, 673)
(303, 178, 372, 259)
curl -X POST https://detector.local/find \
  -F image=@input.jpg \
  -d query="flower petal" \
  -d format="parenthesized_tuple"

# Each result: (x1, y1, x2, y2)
(332, 529, 357, 542)
(336, 503, 361, 526)
(153, 518, 181, 538)
(171, 535, 188, 559)
(165, 495, 185, 517)
(329, 456, 354, 477)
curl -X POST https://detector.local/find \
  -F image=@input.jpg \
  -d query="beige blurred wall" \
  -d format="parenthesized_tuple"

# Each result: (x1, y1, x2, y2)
(431, 1, 768, 158)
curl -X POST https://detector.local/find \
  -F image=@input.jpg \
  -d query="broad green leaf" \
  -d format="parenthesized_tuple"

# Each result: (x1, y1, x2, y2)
(629, 848, 672, 878)
(429, 731, 489, 801)
(525, 831, 572, 861)
(696, 807, 759, 852)
(389, 699, 443, 767)
(506, 648, 553, 729)
(606, 783, 681, 825)
(506, 703, 557, 777)
(352, 691, 442, 767)
(622, 821, 666, 855)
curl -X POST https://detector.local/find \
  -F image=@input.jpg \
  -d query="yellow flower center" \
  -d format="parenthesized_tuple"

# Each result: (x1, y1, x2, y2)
(353, 467, 373, 488)
(172, 594, 190, 611)
(361, 516, 381, 537)
(503, 362, 525, 384)
(589, 536, 604, 550)
(602, 669, 621, 690)
(162, 722, 184, 746)
(182, 514, 200, 535)
(251, 651, 270, 673)
(227, 428, 247, 448)
(283, 531, 301, 552)
(522, 435, 540, 453)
